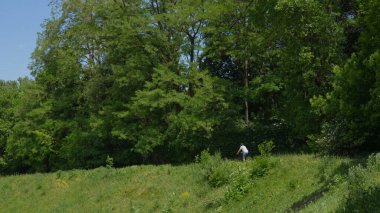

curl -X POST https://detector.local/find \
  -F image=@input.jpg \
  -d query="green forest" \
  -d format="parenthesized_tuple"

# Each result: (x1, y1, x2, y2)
(1, 0, 380, 174)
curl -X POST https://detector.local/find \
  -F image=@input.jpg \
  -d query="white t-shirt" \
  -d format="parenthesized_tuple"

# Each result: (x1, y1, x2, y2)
(240, 145, 248, 154)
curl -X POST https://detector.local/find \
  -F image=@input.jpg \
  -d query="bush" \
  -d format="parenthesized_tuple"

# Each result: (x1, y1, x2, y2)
(307, 120, 364, 154)
(105, 155, 114, 169)
(196, 150, 233, 187)
(196, 149, 214, 168)
(249, 118, 290, 151)
(224, 166, 251, 202)
(251, 156, 278, 178)
(0, 157, 6, 173)
(367, 153, 380, 171)
(208, 162, 234, 187)
(258, 140, 275, 156)
(337, 153, 380, 212)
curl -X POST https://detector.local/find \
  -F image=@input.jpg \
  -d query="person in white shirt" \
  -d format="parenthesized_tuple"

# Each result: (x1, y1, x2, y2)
(236, 143, 249, 161)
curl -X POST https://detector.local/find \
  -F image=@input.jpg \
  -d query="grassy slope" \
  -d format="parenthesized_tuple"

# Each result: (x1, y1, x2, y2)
(0, 165, 221, 212)
(0, 155, 358, 212)
(223, 155, 353, 213)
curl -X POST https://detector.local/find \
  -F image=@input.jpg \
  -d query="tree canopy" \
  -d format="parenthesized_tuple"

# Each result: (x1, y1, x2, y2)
(1, 0, 379, 173)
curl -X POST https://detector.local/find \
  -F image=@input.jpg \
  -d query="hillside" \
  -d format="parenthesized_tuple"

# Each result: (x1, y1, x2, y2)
(0, 154, 379, 212)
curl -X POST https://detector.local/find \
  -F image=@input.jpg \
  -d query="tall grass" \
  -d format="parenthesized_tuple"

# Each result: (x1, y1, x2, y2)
(1, 153, 379, 212)
(0, 165, 219, 212)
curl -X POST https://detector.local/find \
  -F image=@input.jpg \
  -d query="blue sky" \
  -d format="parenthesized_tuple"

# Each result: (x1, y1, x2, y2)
(0, 0, 51, 80)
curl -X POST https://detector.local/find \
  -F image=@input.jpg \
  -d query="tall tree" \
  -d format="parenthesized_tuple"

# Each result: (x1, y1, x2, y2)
(203, 0, 344, 148)
(203, 0, 257, 127)
(310, 0, 380, 153)
(0, 80, 19, 170)
(4, 78, 54, 172)
(112, 0, 235, 162)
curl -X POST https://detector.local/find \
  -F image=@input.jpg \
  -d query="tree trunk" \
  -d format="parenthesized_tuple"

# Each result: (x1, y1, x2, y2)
(244, 58, 249, 126)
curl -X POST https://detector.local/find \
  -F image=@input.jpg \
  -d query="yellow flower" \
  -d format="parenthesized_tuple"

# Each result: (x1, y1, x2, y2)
(180, 191, 190, 198)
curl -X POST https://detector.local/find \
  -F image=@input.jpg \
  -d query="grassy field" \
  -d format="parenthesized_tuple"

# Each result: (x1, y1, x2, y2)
(0, 153, 379, 212)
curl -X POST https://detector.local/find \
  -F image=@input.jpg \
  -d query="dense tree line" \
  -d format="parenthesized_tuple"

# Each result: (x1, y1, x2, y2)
(0, 0, 379, 173)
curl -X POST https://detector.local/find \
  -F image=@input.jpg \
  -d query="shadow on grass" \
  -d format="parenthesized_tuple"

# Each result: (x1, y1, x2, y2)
(286, 157, 363, 212)
(287, 186, 329, 212)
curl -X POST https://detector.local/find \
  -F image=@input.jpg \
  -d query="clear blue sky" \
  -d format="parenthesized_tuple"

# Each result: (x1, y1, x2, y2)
(0, 0, 51, 80)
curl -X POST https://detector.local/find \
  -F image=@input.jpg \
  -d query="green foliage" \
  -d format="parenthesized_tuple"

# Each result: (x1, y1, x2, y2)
(196, 151, 279, 204)
(0, 157, 6, 172)
(224, 166, 251, 202)
(0, 0, 379, 173)
(249, 117, 290, 152)
(0, 163, 216, 212)
(337, 153, 380, 212)
(0, 153, 368, 212)
(0, 80, 19, 167)
(196, 150, 233, 187)
(258, 140, 275, 156)
(118, 61, 234, 162)
(105, 155, 114, 169)
(307, 120, 364, 154)
(251, 156, 278, 178)
(3, 79, 55, 172)
(309, 0, 380, 153)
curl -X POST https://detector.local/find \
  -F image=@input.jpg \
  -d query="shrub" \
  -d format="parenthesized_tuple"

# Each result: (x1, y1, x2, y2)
(318, 156, 347, 188)
(196, 150, 233, 187)
(0, 157, 6, 173)
(367, 153, 380, 171)
(307, 120, 364, 154)
(251, 156, 278, 178)
(337, 153, 380, 212)
(249, 118, 290, 151)
(196, 149, 214, 168)
(258, 140, 275, 156)
(224, 166, 251, 202)
(208, 162, 234, 187)
(105, 155, 114, 169)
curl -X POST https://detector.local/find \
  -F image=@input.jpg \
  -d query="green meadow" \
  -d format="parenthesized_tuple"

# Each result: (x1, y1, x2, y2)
(1, 153, 379, 213)
(2, 1, 380, 212)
